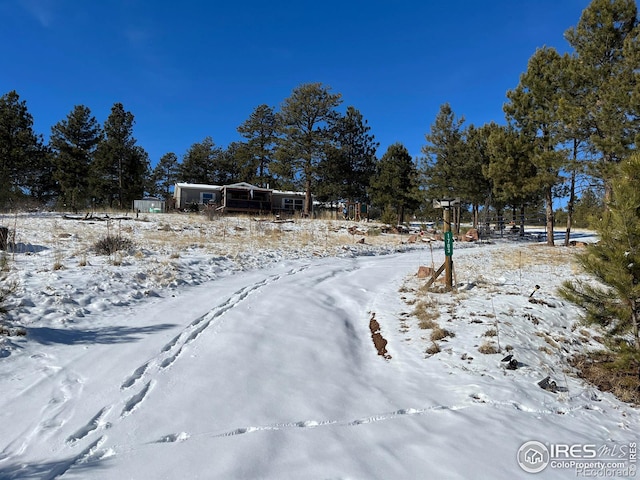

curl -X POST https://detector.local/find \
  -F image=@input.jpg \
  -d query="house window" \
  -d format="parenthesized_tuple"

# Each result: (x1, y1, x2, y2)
(201, 192, 216, 204)
(282, 198, 304, 210)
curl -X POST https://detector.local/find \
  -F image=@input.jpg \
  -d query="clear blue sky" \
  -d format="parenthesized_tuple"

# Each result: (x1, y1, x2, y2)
(2, 0, 589, 168)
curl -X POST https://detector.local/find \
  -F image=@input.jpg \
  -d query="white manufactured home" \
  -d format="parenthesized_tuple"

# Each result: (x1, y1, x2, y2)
(173, 182, 308, 214)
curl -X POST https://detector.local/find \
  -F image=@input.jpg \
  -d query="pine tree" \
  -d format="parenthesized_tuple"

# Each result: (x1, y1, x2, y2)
(178, 137, 222, 185)
(564, 0, 640, 195)
(149, 152, 179, 200)
(554, 52, 593, 245)
(572, 187, 605, 228)
(560, 153, 640, 365)
(91, 103, 148, 209)
(237, 104, 278, 187)
(50, 105, 102, 212)
(504, 47, 569, 245)
(485, 125, 541, 233)
(422, 103, 465, 200)
(27, 147, 58, 206)
(459, 124, 495, 228)
(369, 143, 421, 225)
(0, 91, 48, 209)
(317, 106, 378, 204)
(215, 143, 242, 185)
(276, 83, 342, 214)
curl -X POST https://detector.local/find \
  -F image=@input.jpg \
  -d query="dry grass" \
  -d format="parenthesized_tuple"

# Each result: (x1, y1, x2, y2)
(496, 244, 578, 270)
(571, 353, 640, 405)
(483, 328, 498, 337)
(430, 326, 455, 341)
(478, 342, 499, 354)
(536, 332, 560, 349)
(413, 297, 441, 329)
(32, 213, 409, 268)
(425, 342, 441, 356)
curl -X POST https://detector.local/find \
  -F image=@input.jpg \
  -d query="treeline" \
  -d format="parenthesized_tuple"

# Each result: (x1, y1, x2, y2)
(0, 84, 393, 218)
(423, 0, 640, 246)
(1, 0, 639, 246)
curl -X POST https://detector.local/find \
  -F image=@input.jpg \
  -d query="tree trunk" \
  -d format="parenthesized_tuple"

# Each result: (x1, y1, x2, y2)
(545, 185, 555, 246)
(398, 204, 405, 226)
(520, 204, 526, 237)
(564, 168, 576, 247)
(304, 178, 312, 216)
(472, 203, 479, 229)
(631, 300, 640, 351)
(564, 139, 578, 247)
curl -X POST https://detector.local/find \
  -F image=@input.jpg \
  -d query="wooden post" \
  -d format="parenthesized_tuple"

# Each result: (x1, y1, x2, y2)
(429, 198, 459, 293)
(443, 207, 453, 291)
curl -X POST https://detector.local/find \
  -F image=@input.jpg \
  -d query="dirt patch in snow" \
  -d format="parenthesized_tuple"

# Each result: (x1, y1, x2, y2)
(369, 313, 391, 360)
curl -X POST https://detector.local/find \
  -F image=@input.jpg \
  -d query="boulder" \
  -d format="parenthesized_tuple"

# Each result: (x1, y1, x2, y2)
(417, 266, 433, 278)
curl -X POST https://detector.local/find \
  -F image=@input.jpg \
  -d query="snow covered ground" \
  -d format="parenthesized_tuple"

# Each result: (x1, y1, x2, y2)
(0, 212, 638, 480)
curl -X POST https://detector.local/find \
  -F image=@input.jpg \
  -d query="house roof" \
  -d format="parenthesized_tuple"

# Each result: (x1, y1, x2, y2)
(174, 182, 307, 196)
(175, 183, 222, 190)
(222, 182, 271, 191)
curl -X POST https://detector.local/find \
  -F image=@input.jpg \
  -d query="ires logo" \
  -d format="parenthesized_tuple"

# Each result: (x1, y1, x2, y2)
(518, 441, 637, 475)
(549, 444, 598, 458)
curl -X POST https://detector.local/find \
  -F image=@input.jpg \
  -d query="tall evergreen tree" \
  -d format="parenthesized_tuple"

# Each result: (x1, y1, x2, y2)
(224, 141, 260, 186)
(422, 103, 466, 200)
(560, 153, 640, 370)
(317, 106, 378, 204)
(572, 187, 605, 228)
(28, 147, 58, 206)
(369, 143, 421, 225)
(50, 105, 102, 212)
(178, 136, 222, 185)
(459, 123, 495, 228)
(149, 152, 179, 200)
(237, 104, 278, 187)
(564, 0, 640, 194)
(504, 47, 569, 245)
(276, 83, 342, 214)
(556, 53, 593, 245)
(485, 125, 540, 234)
(0, 91, 48, 209)
(215, 142, 242, 185)
(91, 103, 149, 209)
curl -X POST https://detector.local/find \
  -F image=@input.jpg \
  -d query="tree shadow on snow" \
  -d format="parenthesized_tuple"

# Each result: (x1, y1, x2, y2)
(6, 242, 49, 254)
(26, 323, 177, 345)
(0, 454, 109, 480)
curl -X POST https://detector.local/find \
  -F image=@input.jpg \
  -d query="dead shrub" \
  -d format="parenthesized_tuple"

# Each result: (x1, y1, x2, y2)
(431, 326, 455, 341)
(94, 235, 134, 255)
(478, 342, 499, 354)
(425, 342, 441, 356)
